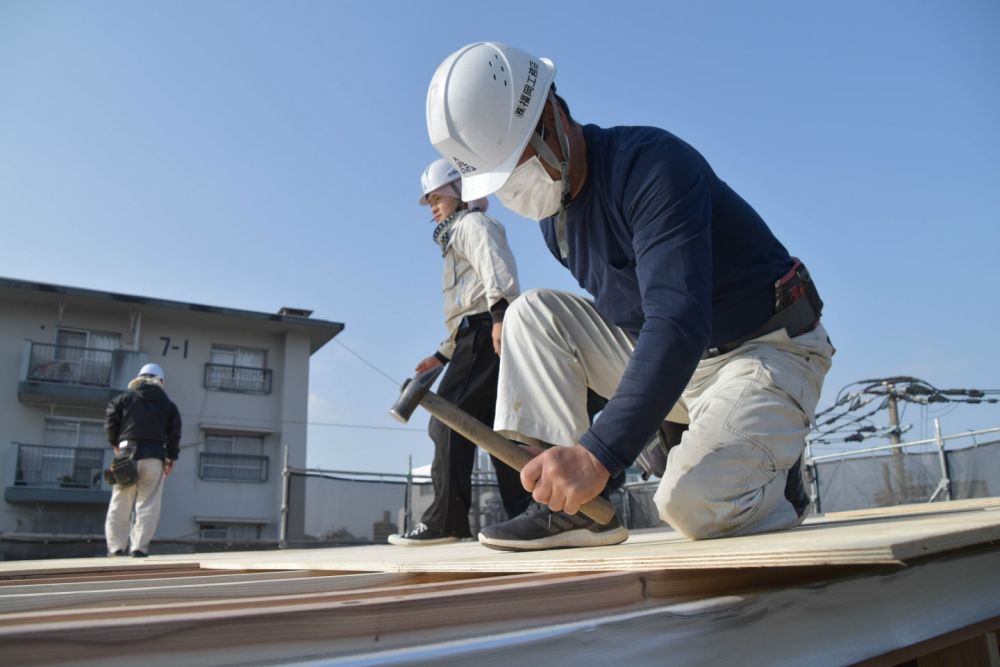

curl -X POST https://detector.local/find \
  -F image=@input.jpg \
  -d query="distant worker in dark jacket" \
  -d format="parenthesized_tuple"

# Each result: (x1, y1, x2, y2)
(104, 363, 181, 557)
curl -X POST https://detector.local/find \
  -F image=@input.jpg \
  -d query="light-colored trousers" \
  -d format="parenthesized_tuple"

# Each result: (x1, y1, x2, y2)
(495, 289, 834, 539)
(105, 458, 165, 553)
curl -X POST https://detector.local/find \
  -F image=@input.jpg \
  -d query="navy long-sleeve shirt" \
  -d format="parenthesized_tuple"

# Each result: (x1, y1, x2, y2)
(540, 124, 792, 478)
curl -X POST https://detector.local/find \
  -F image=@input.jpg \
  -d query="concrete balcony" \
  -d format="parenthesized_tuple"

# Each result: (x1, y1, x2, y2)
(5, 442, 112, 504)
(17, 341, 148, 408)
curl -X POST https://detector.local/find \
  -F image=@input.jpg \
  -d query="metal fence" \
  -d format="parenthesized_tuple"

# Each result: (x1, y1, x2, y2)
(203, 363, 272, 394)
(12, 443, 110, 489)
(806, 425, 1000, 513)
(25, 343, 113, 387)
(293, 467, 522, 545)
(289, 464, 638, 545)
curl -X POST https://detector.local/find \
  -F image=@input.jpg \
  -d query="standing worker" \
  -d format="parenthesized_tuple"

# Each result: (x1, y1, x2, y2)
(388, 159, 531, 546)
(104, 363, 181, 557)
(425, 42, 834, 550)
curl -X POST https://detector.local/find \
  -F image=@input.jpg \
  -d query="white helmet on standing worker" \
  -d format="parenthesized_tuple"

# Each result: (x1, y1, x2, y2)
(426, 42, 556, 201)
(417, 158, 461, 205)
(138, 363, 164, 382)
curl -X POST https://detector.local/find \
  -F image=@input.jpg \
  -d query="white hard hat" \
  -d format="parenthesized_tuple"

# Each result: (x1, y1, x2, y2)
(417, 158, 461, 205)
(426, 42, 556, 201)
(138, 363, 164, 380)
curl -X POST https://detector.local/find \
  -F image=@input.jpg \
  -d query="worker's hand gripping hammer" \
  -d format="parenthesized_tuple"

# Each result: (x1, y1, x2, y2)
(390, 366, 616, 526)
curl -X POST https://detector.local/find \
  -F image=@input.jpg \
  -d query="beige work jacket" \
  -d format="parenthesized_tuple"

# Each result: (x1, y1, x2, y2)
(437, 210, 520, 359)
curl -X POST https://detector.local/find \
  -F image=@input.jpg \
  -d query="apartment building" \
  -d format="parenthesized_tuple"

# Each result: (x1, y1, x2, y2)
(0, 276, 343, 558)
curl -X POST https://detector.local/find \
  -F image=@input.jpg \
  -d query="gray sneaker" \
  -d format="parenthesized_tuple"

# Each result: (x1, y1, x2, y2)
(478, 504, 628, 552)
(387, 523, 461, 546)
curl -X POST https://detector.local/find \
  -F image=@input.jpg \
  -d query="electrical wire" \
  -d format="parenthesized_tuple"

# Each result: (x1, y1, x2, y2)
(810, 376, 1000, 448)
(333, 338, 402, 387)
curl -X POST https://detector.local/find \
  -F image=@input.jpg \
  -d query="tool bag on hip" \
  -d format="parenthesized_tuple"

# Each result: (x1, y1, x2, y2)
(104, 447, 138, 487)
(636, 421, 688, 479)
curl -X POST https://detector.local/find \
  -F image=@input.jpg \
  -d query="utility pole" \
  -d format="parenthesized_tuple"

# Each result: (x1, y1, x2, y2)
(279, 445, 289, 549)
(402, 454, 412, 534)
(885, 383, 906, 504)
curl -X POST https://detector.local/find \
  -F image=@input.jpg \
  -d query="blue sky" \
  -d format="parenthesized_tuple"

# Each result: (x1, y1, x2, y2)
(2, 2, 998, 472)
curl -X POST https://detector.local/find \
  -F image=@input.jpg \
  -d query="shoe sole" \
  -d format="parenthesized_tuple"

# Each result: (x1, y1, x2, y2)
(387, 535, 461, 546)
(477, 526, 629, 552)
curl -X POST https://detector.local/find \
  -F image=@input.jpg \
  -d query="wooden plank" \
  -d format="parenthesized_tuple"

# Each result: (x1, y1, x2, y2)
(0, 569, 318, 595)
(0, 555, 200, 581)
(0, 564, 209, 589)
(0, 571, 500, 613)
(0, 572, 648, 664)
(0, 572, 586, 625)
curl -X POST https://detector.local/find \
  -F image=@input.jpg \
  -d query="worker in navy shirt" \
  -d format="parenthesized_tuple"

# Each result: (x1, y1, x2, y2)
(426, 42, 834, 551)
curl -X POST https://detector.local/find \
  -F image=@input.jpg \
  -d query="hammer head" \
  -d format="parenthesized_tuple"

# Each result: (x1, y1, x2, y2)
(389, 365, 444, 423)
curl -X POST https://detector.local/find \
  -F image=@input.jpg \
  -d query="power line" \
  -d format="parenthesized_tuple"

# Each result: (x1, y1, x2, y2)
(333, 337, 403, 388)
(176, 414, 426, 432)
(810, 376, 999, 447)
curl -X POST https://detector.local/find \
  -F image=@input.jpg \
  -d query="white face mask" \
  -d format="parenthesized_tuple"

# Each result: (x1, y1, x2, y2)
(496, 156, 563, 221)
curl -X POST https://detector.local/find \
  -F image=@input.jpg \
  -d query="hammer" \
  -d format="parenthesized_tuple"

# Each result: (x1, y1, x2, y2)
(390, 366, 616, 525)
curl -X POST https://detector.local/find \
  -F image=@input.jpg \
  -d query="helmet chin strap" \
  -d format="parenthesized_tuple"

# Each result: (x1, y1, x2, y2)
(527, 89, 572, 258)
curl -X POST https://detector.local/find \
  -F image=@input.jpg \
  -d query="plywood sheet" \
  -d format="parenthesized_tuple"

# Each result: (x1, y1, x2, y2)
(0, 498, 997, 580)
(162, 503, 1000, 574)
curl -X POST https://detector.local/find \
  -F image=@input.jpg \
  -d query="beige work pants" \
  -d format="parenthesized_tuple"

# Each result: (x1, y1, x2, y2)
(495, 289, 834, 539)
(105, 458, 165, 553)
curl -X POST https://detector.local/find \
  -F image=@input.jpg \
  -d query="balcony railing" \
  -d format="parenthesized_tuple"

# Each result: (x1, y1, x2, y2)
(199, 452, 269, 482)
(25, 343, 113, 387)
(12, 443, 110, 489)
(204, 363, 272, 394)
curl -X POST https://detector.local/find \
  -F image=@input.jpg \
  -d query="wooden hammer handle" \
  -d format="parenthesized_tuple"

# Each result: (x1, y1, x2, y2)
(421, 392, 616, 526)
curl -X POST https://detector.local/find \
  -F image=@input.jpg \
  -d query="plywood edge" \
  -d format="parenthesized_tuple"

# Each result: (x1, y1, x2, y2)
(825, 497, 1000, 520)
(889, 524, 1000, 562)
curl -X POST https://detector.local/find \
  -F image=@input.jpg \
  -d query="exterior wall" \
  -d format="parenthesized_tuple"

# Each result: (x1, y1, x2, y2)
(0, 284, 337, 552)
(280, 331, 311, 540)
(0, 299, 120, 534)
(141, 311, 286, 541)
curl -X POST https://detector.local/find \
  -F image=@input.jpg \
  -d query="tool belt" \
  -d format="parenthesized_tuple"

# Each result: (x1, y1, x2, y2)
(703, 258, 823, 359)
(458, 312, 493, 330)
(637, 259, 823, 479)
(104, 445, 138, 488)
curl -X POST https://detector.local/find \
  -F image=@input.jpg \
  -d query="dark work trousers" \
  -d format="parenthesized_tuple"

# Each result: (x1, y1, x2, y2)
(422, 319, 532, 537)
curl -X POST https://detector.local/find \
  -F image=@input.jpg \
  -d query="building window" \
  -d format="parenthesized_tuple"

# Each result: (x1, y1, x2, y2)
(199, 434, 268, 482)
(204, 345, 271, 394)
(45, 418, 106, 448)
(197, 522, 263, 542)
